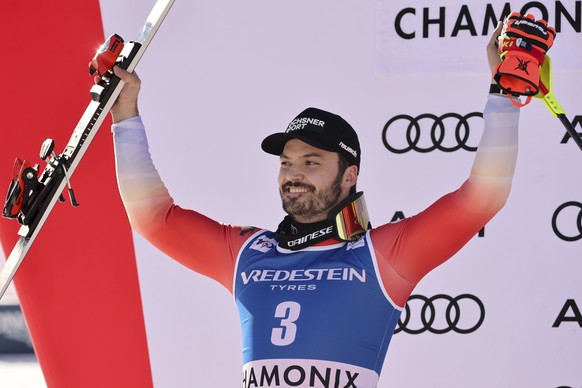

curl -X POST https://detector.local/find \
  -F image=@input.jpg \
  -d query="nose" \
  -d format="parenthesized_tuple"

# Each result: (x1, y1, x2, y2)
(282, 164, 304, 183)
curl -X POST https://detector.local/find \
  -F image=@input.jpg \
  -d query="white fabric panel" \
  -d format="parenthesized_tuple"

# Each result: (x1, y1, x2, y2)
(100, 1, 582, 387)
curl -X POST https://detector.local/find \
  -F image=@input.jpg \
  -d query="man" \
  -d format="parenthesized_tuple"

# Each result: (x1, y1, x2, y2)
(108, 17, 546, 387)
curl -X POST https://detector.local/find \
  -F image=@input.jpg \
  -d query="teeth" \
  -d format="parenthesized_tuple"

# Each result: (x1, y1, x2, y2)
(289, 187, 309, 193)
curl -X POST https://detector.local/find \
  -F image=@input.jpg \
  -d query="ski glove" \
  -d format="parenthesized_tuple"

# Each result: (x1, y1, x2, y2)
(494, 12, 556, 96)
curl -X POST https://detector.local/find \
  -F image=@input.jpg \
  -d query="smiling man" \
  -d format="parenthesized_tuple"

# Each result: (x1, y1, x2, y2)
(278, 136, 352, 224)
(108, 18, 542, 387)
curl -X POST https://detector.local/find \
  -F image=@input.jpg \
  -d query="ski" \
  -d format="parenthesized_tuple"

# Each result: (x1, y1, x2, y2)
(0, 0, 175, 300)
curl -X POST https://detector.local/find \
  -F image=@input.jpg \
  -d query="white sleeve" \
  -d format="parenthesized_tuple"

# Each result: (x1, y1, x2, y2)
(111, 116, 174, 235)
(456, 94, 520, 213)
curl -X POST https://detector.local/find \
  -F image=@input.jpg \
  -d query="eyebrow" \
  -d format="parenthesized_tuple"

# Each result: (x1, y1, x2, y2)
(280, 152, 325, 160)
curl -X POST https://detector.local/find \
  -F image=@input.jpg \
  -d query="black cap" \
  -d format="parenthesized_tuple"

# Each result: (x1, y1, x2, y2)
(261, 107, 361, 170)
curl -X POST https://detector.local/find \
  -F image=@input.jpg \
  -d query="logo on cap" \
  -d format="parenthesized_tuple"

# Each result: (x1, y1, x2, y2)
(286, 117, 326, 132)
(339, 142, 358, 158)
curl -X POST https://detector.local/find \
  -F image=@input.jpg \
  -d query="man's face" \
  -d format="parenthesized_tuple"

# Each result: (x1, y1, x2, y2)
(278, 139, 354, 224)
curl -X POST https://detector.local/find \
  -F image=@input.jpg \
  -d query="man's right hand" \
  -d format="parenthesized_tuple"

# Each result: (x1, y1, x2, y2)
(94, 66, 141, 123)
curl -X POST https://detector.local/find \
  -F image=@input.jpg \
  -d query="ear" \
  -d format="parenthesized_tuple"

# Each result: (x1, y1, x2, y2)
(342, 165, 358, 190)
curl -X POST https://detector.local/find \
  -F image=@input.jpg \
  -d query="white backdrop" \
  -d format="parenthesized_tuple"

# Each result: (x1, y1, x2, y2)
(99, 1, 581, 387)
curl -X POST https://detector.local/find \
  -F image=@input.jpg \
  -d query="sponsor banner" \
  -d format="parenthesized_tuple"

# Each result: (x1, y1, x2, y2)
(376, 0, 582, 76)
(242, 358, 378, 388)
(104, 0, 582, 387)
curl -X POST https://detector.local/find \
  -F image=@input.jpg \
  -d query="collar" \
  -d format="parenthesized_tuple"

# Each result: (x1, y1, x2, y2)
(276, 216, 338, 251)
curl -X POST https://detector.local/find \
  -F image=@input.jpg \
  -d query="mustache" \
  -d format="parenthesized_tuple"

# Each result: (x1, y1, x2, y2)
(281, 181, 316, 192)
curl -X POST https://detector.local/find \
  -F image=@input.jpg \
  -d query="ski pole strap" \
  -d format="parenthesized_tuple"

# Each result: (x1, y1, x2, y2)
(489, 83, 532, 107)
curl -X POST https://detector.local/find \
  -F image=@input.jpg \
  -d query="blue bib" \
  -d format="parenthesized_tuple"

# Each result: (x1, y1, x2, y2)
(234, 230, 402, 388)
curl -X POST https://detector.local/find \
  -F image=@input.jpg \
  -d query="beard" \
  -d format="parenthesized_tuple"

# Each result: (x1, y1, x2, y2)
(280, 171, 343, 223)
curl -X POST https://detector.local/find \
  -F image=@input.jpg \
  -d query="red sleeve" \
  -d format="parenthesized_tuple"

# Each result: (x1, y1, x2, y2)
(141, 205, 258, 293)
(370, 185, 500, 306)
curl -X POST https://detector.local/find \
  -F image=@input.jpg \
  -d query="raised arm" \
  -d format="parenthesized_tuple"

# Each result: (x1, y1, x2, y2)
(110, 69, 255, 292)
(371, 22, 521, 305)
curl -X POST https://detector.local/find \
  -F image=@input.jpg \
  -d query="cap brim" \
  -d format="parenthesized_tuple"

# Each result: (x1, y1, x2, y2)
(261, 133, 337, 156)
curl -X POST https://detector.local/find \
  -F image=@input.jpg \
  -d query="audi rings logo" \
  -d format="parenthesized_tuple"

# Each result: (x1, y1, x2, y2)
(395, 294, 485, 334)
(382, 112, 483, 154)
(552, 202, 582, 242)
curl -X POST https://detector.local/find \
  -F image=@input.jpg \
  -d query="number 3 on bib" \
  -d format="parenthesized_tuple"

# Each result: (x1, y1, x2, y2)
(271, 301, 301, 346)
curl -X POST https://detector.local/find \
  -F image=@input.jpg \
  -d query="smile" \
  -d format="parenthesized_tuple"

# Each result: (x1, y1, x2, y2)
(288, 186, 310, 194)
